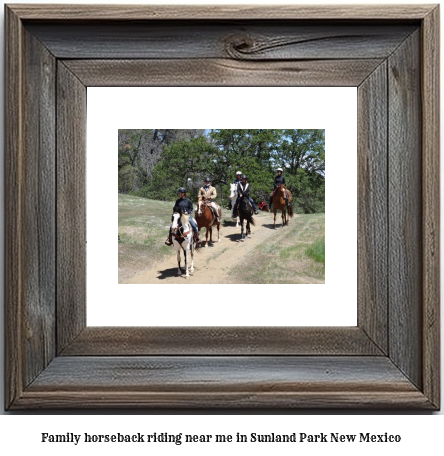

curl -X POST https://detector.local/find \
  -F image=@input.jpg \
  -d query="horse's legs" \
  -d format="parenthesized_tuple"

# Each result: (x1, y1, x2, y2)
(184, 247, 190, 278)
(217, 222, 221, 242)
(246, 220, 250, 237)
(281, 209, 285, 227)
(190, 241, 194, 273)
(236, 216, 240, 228)
(273, 209, 277, 228)
(176, 248, 182, 275)
(240, 219, 245, 241)
(209, 227, 213, 243)
(204, 227, 209, 248)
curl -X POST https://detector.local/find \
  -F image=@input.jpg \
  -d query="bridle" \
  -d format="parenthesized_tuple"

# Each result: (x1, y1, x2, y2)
(172, 212, 191, 243)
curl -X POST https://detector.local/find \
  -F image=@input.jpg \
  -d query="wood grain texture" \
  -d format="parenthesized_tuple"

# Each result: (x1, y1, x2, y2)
(56, 62, 87, 354)
(63, 58, 384, 87)
(22, 29, 57, 387)
(61, 327, 382, 356)
(13, 356, 432, 409)
(4, 5, 440, 410)
(388, 30, 422, 389)
(421, 6, 440, 409)
(357, 62, 388, 354)
(27, 22, 416, 60)
(7, 4, 435, 20)
(4, 4, 24, 410)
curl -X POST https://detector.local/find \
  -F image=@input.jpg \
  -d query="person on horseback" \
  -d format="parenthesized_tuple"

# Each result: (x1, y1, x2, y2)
(165, 187, 200, 246)
(228, 171, 243, 209)
(233, 171, 243, 185)
(269, 167, 290, 209)
(198, 177, 221, 224)
(232, 175, 259, 216)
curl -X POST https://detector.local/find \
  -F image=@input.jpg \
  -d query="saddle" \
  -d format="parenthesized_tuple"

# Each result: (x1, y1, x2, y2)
(204, 200, 220, 224)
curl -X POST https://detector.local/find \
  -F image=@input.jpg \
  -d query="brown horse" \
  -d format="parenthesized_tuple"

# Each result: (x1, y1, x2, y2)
(272, 184, 293, 228)
(195, 200, 221, 248)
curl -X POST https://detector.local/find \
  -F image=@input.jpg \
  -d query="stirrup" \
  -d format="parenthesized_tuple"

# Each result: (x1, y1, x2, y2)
(165, 237, 173, 246)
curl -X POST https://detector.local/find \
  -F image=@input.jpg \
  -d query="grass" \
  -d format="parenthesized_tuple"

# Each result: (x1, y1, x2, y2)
(306, 238, 325, 264)
(226, 213, 325, 284)
(118, 194, 173, 283)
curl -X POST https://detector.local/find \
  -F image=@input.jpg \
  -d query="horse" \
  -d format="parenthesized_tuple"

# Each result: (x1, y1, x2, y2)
(272, 184, 293, 228)
(229, 183, 240, 227)
(171, 209, 196, 278)
(195, 199, 221, 248)
(238, 195, 255, 242)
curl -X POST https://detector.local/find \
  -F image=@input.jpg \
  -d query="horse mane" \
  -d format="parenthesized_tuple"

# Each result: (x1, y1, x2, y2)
(181, 213, 189, 224)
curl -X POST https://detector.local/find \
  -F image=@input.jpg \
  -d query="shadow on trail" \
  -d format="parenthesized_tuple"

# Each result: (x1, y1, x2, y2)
(262, 223, 285, 230)
(225, 233, 253, 243)
(155, 267, 182, 280)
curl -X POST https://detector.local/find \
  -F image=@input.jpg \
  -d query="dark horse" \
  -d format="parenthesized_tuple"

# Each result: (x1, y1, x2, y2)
(238, 196, 255, 242)
(195, 199, 221, 248)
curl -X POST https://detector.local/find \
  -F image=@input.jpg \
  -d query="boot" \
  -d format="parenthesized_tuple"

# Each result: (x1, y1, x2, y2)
(165, 234, 173, 246)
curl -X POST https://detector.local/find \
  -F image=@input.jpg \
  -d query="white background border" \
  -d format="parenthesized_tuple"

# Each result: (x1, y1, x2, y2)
(87, 87, 357, 327)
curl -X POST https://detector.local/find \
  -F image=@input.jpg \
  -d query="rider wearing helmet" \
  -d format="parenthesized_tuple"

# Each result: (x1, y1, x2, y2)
(228, 171, 243, 210)
(269, 167, 290, 208)
(233, 171, 243, 185)
(165, 187, 200, 246)
(198, 177, 221, 224)
(232, 175, 259, 217)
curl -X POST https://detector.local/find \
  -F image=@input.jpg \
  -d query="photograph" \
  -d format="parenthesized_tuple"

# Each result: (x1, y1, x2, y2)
(118, 129, 325, 284)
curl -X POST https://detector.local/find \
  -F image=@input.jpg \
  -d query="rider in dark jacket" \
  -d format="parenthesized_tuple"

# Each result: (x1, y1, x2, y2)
(232, 175, 259, 216)
(270, 168, 289, 208)
(165, 187, 200, 246)
(228, 171, 243, 210)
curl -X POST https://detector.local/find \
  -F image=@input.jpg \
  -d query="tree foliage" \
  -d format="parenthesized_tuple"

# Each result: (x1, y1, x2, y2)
(118, 129, 325, 213)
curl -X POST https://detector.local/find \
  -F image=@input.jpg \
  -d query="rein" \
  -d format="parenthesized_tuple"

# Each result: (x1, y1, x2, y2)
(172, 215, 191, 243)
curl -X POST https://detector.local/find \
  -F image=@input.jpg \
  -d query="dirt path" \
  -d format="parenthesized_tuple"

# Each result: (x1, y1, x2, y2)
(127, 213, 285, 284)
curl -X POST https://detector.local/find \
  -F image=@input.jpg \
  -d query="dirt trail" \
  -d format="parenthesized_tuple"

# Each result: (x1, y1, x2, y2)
(127, 213, 284, 284)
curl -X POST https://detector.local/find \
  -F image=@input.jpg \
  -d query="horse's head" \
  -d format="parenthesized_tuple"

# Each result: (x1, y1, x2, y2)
(229, 183, 237, 198)
(197, 200, 203, 216)
(240, 196, 251, 212)
(171, 211, 181, 231)
(278, 184, 286, 196)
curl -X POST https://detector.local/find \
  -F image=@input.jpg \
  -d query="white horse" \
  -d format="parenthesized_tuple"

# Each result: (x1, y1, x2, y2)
(171, 211, 195, 278)
(229, 183, 240, 228)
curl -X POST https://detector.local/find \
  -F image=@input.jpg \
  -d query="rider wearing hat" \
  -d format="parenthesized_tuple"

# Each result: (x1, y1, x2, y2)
(165, 187, 200, 246)
(232, 175, 259, 217)
(269, 167, 290, 208)
(198, 177, 221, 224)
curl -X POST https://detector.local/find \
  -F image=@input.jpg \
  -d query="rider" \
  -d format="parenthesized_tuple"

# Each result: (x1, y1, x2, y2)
(165, 187, 200, 246)
(198, 177, 221, 224)
(269, 167, 290, 208)
(228, 171, 243, 209)
(232, 175, 259, 216)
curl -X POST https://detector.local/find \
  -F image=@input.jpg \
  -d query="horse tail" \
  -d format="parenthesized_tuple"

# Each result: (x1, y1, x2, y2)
(288, 205, 293, 218)
(250, 215, 256, 226)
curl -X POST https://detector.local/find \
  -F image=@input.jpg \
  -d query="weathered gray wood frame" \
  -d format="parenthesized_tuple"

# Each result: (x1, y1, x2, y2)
(5, 5, 440, 409)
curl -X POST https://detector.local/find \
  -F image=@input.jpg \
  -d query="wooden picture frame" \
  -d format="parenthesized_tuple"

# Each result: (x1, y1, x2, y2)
(5, 4, 440, 409)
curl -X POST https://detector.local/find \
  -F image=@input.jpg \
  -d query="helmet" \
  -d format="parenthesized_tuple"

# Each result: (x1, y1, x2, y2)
(236, 170, 242, 175)
(242, 174, 247, 180)
(177, 187, 187, 194)
(205, 177, 211, 182)
(277, 167, 283, 172)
